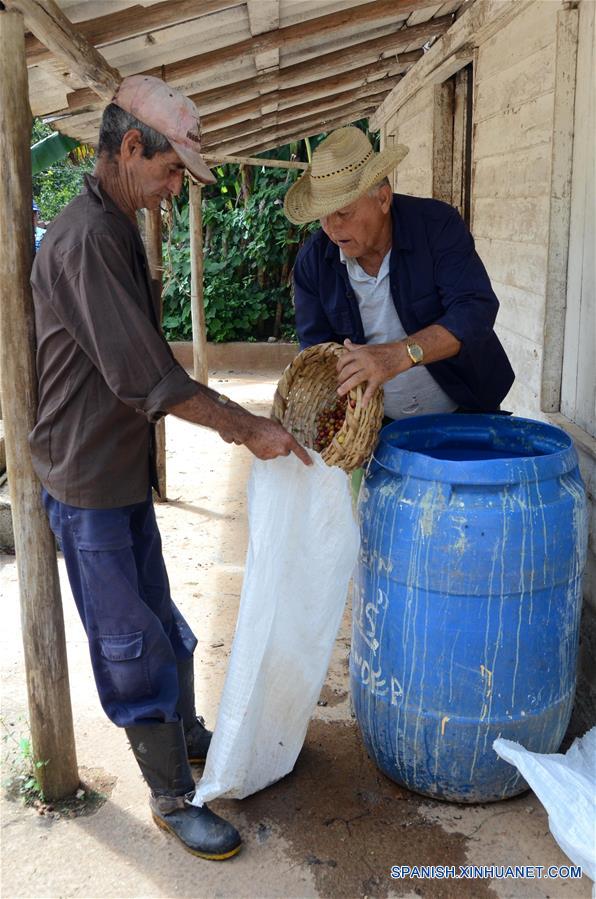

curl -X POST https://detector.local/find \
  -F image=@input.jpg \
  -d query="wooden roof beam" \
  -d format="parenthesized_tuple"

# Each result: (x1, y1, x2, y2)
(26, 0, 414, 67)
(370, 0, 534, 128)
(202, 83, 399, 146)
(190, 54, 422, 127)
(201, 72, 402, 132)
(31, 0, 441, 72)
(25, 0, 243, 64)
(205, 101, 378, 157)
(64, 76, 391, 150)
(221, 111, 379, 159)
(62, 15, 448, 114)
(5, 0, 120, 100)
(247, 0, 280, 119)
(53, 66, 402, 145)
(203, 153, 308, 170)
(44, 49, 419, 135)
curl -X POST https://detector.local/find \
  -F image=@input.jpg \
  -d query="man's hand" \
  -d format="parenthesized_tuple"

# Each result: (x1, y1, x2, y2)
(222, 409, 313, 466)
(337, 339, 409, 407)
(336, 327, 462, 407)
(169, 389, 312, 466)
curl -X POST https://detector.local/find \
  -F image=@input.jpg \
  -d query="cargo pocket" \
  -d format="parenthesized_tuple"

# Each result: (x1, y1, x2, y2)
(97, 631, 152, 702)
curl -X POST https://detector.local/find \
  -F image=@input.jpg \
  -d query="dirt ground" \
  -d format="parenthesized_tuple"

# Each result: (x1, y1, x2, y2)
(0, 371, 592, 899)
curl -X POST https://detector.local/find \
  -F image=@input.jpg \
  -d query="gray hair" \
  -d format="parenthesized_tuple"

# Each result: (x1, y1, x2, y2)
(367, 176, 392, 197)
(97, 103, 172, 160)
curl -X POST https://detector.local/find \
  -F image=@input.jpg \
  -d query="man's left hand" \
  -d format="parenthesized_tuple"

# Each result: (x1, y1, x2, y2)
(336, 339, 409, 407)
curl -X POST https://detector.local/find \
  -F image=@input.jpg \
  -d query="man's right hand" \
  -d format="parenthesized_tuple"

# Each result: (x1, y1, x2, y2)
(229, 412, 313, 466)
(168, 388, 312, 466)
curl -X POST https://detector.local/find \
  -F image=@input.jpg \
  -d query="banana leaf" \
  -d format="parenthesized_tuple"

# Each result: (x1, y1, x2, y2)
(30, 131, 81, 175)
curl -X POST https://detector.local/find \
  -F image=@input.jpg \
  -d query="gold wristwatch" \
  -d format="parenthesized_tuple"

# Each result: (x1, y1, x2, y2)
(405, 339, 424, 366)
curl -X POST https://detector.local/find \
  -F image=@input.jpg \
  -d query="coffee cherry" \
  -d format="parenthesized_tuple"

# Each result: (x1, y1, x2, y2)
(313, 397, 348, 452)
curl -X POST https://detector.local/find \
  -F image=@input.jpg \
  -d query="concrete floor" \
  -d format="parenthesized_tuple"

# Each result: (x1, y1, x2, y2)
(0, 372, 592, 899)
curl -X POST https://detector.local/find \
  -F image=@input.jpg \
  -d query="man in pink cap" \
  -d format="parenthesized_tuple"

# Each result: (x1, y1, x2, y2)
(30, 75, 311, 861)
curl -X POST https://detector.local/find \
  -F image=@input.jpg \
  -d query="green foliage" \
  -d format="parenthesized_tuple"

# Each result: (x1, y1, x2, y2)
(31, 119, 94, 222)
(162, 156, 318, 343)
(1, 717, 48, 804)
(161, 125, 377, 343)
(29, 118, 374, 344)
(31, 131, 80, 175)
(161, 201, 192, 337)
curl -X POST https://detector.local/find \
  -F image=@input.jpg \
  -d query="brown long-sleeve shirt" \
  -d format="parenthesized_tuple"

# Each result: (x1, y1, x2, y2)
(29, 175, 200, 508)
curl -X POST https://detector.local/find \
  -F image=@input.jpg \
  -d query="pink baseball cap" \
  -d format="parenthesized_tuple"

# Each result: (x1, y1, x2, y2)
(112, 75, 216, 185)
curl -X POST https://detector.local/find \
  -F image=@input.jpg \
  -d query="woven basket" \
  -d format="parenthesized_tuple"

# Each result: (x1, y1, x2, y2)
(271, 342, 384, 472)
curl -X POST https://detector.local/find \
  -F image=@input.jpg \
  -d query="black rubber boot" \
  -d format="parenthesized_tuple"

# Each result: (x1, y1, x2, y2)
(126, 721, 241, 860)
(176, 657, 212, 764)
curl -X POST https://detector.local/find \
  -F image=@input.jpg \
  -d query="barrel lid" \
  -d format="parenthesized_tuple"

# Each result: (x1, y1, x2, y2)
(374, 414, 578, 485)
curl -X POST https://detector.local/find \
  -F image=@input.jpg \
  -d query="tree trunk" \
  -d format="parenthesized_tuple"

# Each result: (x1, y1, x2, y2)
(239, 162, 253, 204)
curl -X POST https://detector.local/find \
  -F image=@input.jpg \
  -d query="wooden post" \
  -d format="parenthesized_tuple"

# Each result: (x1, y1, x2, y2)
(203, 154, 308, 170)
(541, 5, 580, 413)
(144, 208, 167, 501)
(189, 180, 208, 384)
(0, 7, 79, 800)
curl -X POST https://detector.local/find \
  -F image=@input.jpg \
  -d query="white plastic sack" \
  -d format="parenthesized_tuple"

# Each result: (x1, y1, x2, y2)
(193, 451, 359, 804)
(493, 728, 596, 882)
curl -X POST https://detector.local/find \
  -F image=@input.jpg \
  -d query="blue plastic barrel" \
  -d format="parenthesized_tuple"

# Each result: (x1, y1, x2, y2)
(351, 414, 587, 802)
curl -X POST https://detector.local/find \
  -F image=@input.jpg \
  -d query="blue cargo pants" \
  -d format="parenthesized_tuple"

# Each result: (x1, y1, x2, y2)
(42, 488, 197, 727)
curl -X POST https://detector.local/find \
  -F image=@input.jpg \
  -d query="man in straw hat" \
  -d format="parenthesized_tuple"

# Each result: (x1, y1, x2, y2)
(30, 75, 312, 861)
(284, 127, 514, 417)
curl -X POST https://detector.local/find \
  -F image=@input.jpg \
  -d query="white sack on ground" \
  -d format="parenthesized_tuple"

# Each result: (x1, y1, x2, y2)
(193, 451, 359, 803)
(493, 728, 596, 882)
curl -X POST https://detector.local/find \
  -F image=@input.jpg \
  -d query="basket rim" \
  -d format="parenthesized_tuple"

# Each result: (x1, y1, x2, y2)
(272, 341, 384, 471)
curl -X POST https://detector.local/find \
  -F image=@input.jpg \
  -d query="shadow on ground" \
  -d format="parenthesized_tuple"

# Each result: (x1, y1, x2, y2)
(227, 718, 498, 899)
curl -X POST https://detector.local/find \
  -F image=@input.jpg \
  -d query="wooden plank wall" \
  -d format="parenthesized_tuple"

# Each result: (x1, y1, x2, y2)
(473, 0, 559, 418)
(560, 0, 595, 616)
(377, 0, 595, 712)
(561, 0, 595, 436)
(383, 84, 435, 196)
(379, 2, 560, 419)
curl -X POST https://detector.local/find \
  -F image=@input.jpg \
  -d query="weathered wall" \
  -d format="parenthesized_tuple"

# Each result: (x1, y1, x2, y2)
(472, 0, 559, 418)
(383, 84, 435, 196)
(376, 0, 595, 729)
(475, 1, 595, 651)
(170, 340, 298, 373)
(381, 2, 561, 417)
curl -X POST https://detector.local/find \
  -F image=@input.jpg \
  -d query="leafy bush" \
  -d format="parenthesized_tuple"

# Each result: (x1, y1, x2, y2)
(161, 201, 192, 337)
(31, 120, 94, 222)
(162, 162, 318, 343)
(31, 118, 373, 344)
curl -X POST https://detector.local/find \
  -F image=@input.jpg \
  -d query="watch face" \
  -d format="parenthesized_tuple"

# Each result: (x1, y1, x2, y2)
(408, 342, 424, 364)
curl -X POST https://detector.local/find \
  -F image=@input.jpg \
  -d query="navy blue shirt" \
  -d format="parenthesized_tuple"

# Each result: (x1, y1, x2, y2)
(293, 194, 514, 412)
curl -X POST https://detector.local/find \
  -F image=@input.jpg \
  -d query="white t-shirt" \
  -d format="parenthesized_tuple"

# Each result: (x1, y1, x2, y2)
(340, 249, 457, 419)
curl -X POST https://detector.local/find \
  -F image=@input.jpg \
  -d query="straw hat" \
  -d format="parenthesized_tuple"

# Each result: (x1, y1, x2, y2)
(283, 127, 409, 224)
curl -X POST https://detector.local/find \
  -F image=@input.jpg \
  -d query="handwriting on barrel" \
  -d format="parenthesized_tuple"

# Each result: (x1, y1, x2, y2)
(353, 586, 388, 655)
(352, 644, 403, 705)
